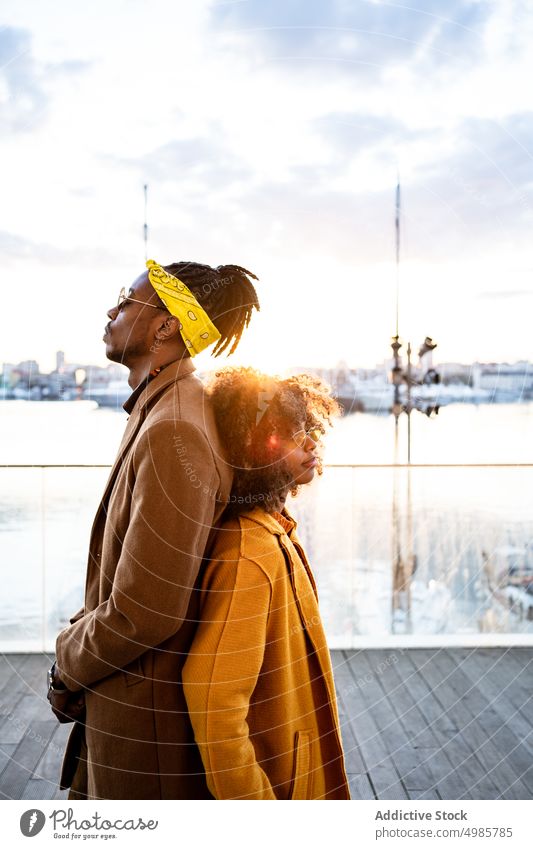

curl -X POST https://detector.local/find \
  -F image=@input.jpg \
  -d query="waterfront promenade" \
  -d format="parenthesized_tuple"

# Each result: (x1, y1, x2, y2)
(0, 649, 531, 800)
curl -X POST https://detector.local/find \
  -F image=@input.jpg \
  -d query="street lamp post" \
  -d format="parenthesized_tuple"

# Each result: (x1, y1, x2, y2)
(389, 335, 439, 632)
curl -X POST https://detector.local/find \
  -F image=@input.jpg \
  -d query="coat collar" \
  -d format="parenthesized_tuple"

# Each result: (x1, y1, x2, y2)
(240, 506, 298, 537)
(123, 356, 196, 415)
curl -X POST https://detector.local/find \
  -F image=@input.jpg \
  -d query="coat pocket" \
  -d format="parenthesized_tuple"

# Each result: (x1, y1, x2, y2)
(289, 730, 312, 799)
(122, 656, 144, 687)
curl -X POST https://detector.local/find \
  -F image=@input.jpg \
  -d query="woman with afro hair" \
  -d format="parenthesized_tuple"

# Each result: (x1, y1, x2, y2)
(182, 367, 350, 800)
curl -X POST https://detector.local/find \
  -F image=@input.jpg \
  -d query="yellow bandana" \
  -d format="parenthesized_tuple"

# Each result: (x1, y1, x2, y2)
(146, 259, 221, 357)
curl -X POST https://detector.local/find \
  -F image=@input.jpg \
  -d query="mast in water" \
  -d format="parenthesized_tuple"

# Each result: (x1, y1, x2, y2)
(143, 183, 149, 262)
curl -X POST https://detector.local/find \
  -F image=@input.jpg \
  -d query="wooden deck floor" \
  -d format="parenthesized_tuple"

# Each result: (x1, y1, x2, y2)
(0, 649, 531, 800)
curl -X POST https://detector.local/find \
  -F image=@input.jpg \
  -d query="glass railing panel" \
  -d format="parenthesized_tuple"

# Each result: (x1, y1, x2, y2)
(289, 464, 533, 646)
(0, 466, 108, 652)
(42, 467, 109, 650)
(1, 465, 533, 650)
(0, 468, 43, 649)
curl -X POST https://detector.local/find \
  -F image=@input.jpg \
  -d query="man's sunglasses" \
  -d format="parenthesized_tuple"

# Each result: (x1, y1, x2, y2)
(117, 288, 167, 311)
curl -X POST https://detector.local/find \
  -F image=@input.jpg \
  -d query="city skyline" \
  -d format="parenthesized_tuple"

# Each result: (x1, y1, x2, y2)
(4, 348, 533, 378)
(1, 1, 532, 374)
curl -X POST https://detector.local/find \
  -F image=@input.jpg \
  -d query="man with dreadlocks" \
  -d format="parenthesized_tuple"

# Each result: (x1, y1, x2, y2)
(47, 259, 259, 800)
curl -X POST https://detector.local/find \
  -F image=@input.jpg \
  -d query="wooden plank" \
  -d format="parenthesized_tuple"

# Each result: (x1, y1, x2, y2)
(21, 778, 59, 800)
(0, 654, 34, 673)
(15, 656, 51, 708)
(0, 655, 30, 696)
(451, 650, 533, 796)
(498, 648, 533, 684)
(392, 650, 460, 735)
(0, 655, 51, 746)
(0, 655, 41, 717)
(399, 650, 485, 799)
(335, 696, 369, 776)
(438, 649, 533, 799)
(461, 648, 533, 727)
(332, 650, 373, 777)
(446, 647, 532, 729)
(0, 744, 17, 776)
(353, 650, 466, 798)
(369, 649, 439, 748)
(0, 718, 57, 800)
(339, 651, 408, 799)
(5, 654, 48, 691)
(438, 649, 533, 796)
(449, 648, 533, 751)
(33, 724, 69, 782)
(368, 646, 473, 799)
(372, 648, 473, 800)
(468, 648, 531, 713)
(409, 788, 441, 800)
(406, 650, 503, 799)
(339, 667, 406, 799)
(0, 691, 52, 747)
(332, 659, 377, 800)
(347, 650, 437, 793)
(346, 773, 375, 800)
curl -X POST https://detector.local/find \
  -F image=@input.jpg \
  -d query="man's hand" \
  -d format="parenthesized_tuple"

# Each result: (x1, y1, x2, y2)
(47, 663, 85, 724)
(48, 688, 86, 724)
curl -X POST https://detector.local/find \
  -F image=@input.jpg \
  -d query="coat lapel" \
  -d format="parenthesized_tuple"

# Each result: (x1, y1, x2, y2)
(279, 532, 339, 710)
(82, 405, 147, 607)
(85, 357, 197, 580)
(94, 406, 143, 519)
(239, 507, 337, 704)
(91, 358, 197, 528)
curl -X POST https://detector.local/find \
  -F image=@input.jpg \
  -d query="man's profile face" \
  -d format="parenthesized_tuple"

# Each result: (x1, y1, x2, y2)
(103, 271, 166, 364)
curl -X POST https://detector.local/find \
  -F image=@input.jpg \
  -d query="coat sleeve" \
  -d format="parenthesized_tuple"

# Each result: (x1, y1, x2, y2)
(182, 556, 277, 800)
(68, 607, 85, 625)
(56, 419, 219, 690)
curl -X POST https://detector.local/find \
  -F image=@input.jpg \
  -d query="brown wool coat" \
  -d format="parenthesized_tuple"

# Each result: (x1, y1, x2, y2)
(182, 508, 351, 800)
(55, 358, 232, 800)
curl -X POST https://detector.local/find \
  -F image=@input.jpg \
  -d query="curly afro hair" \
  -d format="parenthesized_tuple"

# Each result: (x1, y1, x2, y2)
(207, 366, 341, 516)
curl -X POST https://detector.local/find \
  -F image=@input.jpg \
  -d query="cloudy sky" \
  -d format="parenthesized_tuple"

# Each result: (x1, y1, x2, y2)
(1, 0, 532, 373)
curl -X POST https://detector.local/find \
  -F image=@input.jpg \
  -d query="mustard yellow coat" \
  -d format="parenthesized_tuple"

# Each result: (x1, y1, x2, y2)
(182, 508, 350, 800)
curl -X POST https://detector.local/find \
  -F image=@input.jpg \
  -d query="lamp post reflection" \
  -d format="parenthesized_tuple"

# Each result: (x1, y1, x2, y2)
(390, 336, 440, 632)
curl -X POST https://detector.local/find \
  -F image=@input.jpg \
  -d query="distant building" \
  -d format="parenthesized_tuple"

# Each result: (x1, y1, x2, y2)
(474, 362, 533, 398)
(0, 354, 127, 401)
(438, 363, 474, 386)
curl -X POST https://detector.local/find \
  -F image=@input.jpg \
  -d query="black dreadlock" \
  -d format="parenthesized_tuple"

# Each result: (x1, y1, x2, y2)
(163, 261, 260, 356)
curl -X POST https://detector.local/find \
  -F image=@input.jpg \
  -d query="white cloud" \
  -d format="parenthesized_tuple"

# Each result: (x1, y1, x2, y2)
(0, 0, 532, 372)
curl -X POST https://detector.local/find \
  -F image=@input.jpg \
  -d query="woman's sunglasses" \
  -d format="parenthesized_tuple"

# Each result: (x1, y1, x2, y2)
(292, 428, 321, 447)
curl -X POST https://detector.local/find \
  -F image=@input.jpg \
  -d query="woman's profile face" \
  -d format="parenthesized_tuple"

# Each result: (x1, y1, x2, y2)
(274, 422, 320, 487)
